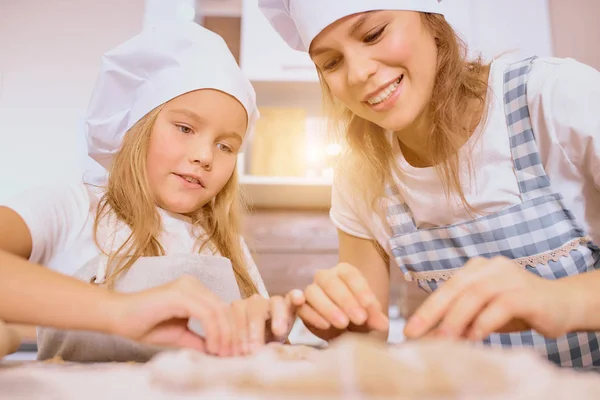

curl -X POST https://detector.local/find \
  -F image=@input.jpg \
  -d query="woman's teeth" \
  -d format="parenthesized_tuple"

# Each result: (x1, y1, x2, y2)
(367, 76, 402, 105)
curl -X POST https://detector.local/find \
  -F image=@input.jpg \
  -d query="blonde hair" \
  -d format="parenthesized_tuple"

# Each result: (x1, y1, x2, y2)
(321, 13, 491, 214)
(93, 105, 258, 298)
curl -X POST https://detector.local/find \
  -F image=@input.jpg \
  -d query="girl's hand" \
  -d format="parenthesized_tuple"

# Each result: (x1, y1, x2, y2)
(110, 275, 237, 357)
(295, 263, 388, 333)
(230, 291, 300, 355)
(0, 320, 21, 357)
(403, 257, 580, 341)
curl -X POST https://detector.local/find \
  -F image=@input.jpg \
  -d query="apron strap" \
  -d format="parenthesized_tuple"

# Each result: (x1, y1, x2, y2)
(384, 183, 418, 236)
(503, 56, 553, 200)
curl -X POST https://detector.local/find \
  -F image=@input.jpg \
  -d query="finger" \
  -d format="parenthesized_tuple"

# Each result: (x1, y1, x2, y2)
(298, 304, 331, 331)
(246, 295, 269, 353)
(337, 263, 380, 310)
(205, 300, 230, 356)
(183, 298, 221, 355)
(492, 319, 530, 334)
(305, 283, 349, 329)
(288, 289, 306, 307)
(232, 300, 249, 355)
(176, 330, 207, 352)
(138, 318, 205, 351)
(225, 307, 239, 357)
(365, 304, 390, 332)
(175, 277, 228, 355)
(422, 327, 447, 341)
(227, 306, 240, 357)
(315, 269, 367, 326)
(467, 295, 530, 340)
(270, 296, 293, 339)
(218, 304, 235, 357)
(439, 280, 501, 338)
(404, 257, 490, 338)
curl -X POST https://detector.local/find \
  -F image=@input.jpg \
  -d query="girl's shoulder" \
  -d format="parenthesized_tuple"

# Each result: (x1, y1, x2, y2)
(2, 178, 96, 220)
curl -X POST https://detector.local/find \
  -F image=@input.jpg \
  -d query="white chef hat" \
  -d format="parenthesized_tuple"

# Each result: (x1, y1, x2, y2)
(259, 0, 445, 52)
(85, 21, 258, 170)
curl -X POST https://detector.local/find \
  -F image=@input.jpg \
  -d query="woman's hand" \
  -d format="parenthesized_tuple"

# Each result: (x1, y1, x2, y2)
(294, 263, 388, 334)
(230, 291, 300, 355)
(403, 256, 582, 341)
(109, 275, 237, 357)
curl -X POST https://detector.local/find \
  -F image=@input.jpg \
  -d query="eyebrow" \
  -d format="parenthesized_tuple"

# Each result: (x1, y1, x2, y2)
(217, 131, 244, 143)
(169, 109, 244, 141)
(309, 11, 380, 57)
(169, 109, 205, 125)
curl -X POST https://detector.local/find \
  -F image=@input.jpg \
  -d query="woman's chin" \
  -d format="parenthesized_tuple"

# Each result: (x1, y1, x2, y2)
(376, 108, 423, 133)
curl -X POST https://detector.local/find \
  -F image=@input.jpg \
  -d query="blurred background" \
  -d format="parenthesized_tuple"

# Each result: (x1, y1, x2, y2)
(1, 0, 599, 353)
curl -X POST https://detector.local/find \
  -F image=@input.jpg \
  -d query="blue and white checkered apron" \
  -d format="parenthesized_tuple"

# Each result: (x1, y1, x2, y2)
(385, 57, 600, 368)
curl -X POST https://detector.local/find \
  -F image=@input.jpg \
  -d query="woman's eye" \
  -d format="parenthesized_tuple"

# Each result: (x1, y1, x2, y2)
(322, 57, 341, 71)
(364, 26, 386, 43)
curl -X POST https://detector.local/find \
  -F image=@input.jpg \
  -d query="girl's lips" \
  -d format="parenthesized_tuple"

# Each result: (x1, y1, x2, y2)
(174, 173, 205, 189)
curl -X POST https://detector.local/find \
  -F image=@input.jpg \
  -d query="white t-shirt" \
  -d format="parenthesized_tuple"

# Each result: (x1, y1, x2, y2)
(331, 56, 600, 257)
(1, 180, 269, 297)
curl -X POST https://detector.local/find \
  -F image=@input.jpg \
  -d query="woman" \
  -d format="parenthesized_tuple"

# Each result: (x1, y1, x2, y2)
(262, 0, 600, 368)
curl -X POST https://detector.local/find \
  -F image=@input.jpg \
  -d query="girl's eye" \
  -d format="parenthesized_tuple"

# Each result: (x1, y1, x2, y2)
(364, 26, 386, 43)
(176, 124, 193, 134)
(217, 143, 233, 153)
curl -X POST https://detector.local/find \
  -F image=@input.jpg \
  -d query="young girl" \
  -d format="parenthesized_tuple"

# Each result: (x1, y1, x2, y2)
(0, 22, 297, 362)
(261, 0, 600, 368)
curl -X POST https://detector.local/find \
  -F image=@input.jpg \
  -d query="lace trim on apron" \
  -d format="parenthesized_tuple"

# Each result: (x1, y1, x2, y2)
(403, 236, 593, 282)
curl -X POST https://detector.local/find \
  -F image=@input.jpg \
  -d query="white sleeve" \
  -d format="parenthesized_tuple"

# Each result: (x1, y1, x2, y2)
(0, 181, 90, 266)
(240, 236, 269, 298)
(528, 57, 600, 189)
(329, 168, 375, 240)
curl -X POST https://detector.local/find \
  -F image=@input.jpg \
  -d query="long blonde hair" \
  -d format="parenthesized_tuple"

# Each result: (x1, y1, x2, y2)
(322, 13, 491, 214)
(93, 105, 258, 298)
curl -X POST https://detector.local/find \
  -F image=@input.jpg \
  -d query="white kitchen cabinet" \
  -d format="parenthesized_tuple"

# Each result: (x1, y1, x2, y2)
(240, 0, 553, 83)
(240, 0, 318, 82)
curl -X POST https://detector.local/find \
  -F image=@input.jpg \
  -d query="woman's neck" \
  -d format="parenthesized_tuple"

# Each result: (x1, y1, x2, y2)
(394, 109, 436, 168)
(396, 90, 489, 168)
(394, 66, 492, 169)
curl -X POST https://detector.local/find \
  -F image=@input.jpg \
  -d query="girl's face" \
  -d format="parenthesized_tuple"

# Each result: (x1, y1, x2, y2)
(146, 89, 247, 214)
(310, 11, 438, 132)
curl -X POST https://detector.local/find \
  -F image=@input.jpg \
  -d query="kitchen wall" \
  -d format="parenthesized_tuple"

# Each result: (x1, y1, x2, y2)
(0, 0, 146, 201)
(548, 0, 600, 70)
